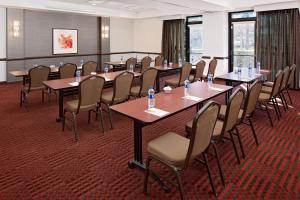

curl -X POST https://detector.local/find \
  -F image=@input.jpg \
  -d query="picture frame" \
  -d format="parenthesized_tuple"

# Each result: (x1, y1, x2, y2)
(52, 28, 78, 55)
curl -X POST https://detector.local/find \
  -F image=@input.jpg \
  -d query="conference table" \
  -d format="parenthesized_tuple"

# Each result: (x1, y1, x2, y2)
(43, 70, 141, 122)
(104, 60, 143, 72)
(111, 81, 232, 171)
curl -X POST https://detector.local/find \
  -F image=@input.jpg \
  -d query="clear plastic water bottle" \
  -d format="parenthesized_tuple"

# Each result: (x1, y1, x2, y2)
(248, 63, 253, 77)
(75, 70, 81, 82)
(238, 64, 242, 76)
(208, 73, 213, 88)
(178, 53, 182, 67)
(256, 62, 261, 73)
(80, 59, 84, 68)
(148, 87, 155, 109)
(129, 64, 134, 72)
(104, 66, 108, 74)
(164, 59, 168, 68)
(184, 79, 190, 97)
(59, 62, 64, 67)
(121, 56, 124, 64)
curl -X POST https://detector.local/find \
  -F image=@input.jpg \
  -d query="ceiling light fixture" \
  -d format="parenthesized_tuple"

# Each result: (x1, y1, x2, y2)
(88, 0, 104, 6)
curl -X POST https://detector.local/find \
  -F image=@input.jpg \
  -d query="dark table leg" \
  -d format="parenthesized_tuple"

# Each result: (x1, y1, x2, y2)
(128, 120, 171, 193)
(56, 89, 64, 122)
(225, 80, 233, 104)
(22, 76, 26, 86)
(156, 72, 160, 92)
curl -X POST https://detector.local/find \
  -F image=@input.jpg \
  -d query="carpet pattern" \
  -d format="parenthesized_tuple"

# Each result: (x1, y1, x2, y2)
(0, 82, 299, 199)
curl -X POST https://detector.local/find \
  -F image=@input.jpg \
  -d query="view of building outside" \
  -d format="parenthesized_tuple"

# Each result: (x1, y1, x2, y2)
(233, 21, 255, 69)
(189, 24, 203, 64)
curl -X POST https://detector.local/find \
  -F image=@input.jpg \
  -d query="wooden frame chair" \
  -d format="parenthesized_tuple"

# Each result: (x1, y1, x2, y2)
(144, 101, 220, 199)
(20, 65, 50, 109)
(101, 71, 134, 129)
(82, 61, 98, 76)
(62, 75, 105, 141)
(130, 68, 158, 98)
(59, 63, 77, 79)
(189, 60, 206, 82)
(165, 63, 192, 87)
(154, 55, 164, 66)
(140, 56, 152, 73)
(126, 57, 137, 71)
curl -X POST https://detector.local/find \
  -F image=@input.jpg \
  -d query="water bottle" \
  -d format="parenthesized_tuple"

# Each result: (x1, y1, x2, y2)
(129, 64, 134, 72)
(237, 64, 242, 77)
(184, 79, 190, 97)
(104, 66, 108, 74)
(80, 60, 84, 68)
(256, 62, 261, 73)
(76, 70, 81, 82)
(208, 73, 213, 88)
(248, 63, 253, 77)
(121, 56, 124, 64)
(148, 87, 155, 109)
(164, 59, 168, 68)
(59, 62, 64, 67)
(178, 53, 182, 67)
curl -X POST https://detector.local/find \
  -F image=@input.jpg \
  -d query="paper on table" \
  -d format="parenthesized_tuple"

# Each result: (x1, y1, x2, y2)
(69, 82, 79, 86)
(183, 95, 203, 101)
(104, 77, 111, 81)
(209, 87, 224, 92)
(145, 108, 169, 117)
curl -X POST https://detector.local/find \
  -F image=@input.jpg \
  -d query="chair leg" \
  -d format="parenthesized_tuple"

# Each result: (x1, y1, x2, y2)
(72, 112, 79, 141)
(62, 109, 67, 131)
(202, 152, 217, 196)
(98, 107, 105, 132)
(271, 99, 280, 120)
(20, 91, 23, 107)
(174, 169, 185, 200)
(286, 89, 293, 105)
(248, 117, 259, 146)
(281, 92, 288, 110)
(88, 110, 91, 124)
(211, 142, 225, 187)
(107, 104, 113, 129)
(229, 130, 241, 164)
(234, 126, 245, 159)
(143, 157, 152, 195)
(274, 98, 282, 117)
(264, 103, 274, 127)
(42, 90, 45, 103)
(279, 93, 287, 111)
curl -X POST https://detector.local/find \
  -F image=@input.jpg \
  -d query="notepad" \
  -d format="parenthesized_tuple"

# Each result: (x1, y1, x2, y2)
(69, 82, 79, 86)
(104, 77, 111, 81)
(209, 87, 224, 92)
(145, 108, 169, 117)
(183, 95, 203, 101)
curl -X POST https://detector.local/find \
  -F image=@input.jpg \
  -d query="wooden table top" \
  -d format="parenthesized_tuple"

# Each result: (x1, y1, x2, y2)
(104, 60, 143, 66)
(43, 70, 141, 90)
(111, 81, 232, 124)
(9, 67, 60, 77)
(216, 69, 271, 83)
(152, 64, 181, 71)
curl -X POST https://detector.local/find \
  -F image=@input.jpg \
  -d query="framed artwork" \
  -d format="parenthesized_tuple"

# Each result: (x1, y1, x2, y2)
(53, 28, 78, 55)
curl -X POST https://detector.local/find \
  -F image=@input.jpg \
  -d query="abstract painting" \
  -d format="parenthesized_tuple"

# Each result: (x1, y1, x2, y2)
(53, 29, 78, 54)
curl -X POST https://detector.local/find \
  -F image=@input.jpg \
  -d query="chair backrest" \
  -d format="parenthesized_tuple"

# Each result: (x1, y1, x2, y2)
(183, 101, 220, 169)
(193, 60, 206, 81)
(77, 76, 105, 113)
(126, 57, 137, 70)
(155, 55, 164, 66)
(222, 89, 245, 134)
(141, 56, 152, 73)
(178, 62, 192, 86)
(82, 61, 98, 76)
(270, 70, 283, 97)
(207, 58, 217, 77)
(279, 66, 290, 91)
(287, 64, 296, 88)
(242, 80, 263, 119)
(139, 68, 158, 97)
(112, 71, 134, 104)
(59, 63, 77, 79)
(28, 66, 50, 90)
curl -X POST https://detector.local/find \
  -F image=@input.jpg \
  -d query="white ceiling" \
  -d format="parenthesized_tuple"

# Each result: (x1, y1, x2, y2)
(0, 0, 298, 18)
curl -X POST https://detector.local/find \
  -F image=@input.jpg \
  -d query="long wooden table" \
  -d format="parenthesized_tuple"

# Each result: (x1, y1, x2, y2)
(43, 70, 141, 122)
(105, 60, 144, 72)
(111, 81, 232, 170)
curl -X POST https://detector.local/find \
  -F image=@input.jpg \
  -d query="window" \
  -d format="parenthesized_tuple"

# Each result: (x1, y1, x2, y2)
(185, 16, 203, 64)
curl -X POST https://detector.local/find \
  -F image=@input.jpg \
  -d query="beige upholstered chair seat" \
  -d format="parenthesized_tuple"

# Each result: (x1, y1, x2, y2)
(218, 105, 243, 121)
(186, 119, 223, 137)
(65, 100, 97, 112)
(148, 132, 189, 166)
(263, 81, 273, 87)
(101, 91, 125, 104)
(22, 85, 46, 93)
(258, 93, 271, 102)
(261, 86, 272, 94)
(130, 86, 141, 97)
(165, 78, 181, 87)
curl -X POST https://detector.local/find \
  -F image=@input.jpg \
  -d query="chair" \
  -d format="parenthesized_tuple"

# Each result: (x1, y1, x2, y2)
(218, 81, 263, 158)
(126, 57, 137, 71)
(189, 60, 206, 82)
(283, 64, 296, 105)
(62, 75, 105, 141)
(144, 101, 220, 199)
(59, 63, 77, 79)
(82, 61, 98, 76)
(140, 56, 152, 73)
(203, 58, 217, 79)
(101, 71, 134, 129)
(155, 55, 164, 66)
(131, 68, 158, 98)
(257, 70, 283, 127)
(165, 63, 192, 87)
(186, 89, 245, 165)
(20, 66, 50, 108)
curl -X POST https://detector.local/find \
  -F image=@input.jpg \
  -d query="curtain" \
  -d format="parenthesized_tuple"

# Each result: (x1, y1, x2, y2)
(162, 19, 185, 63)
(256, 9, 300, 89)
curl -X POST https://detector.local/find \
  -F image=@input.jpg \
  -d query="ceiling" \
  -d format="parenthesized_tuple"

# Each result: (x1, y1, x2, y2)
(0, 0, 298, 18)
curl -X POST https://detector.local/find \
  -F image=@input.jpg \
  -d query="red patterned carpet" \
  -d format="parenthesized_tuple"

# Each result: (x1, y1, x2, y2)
(0, 82, 299, 199)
